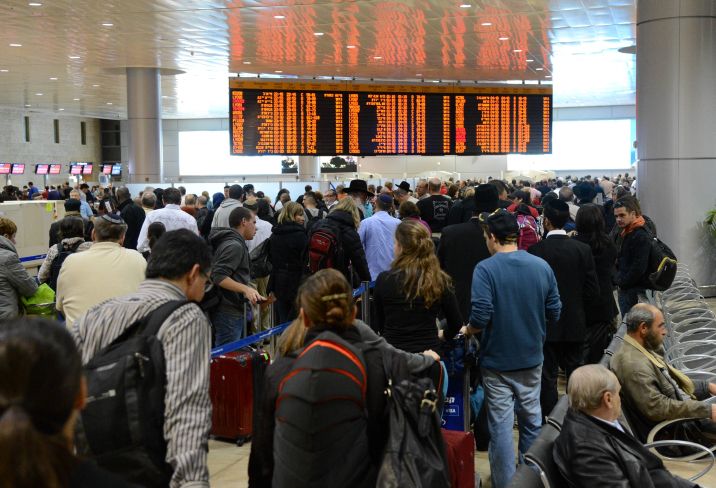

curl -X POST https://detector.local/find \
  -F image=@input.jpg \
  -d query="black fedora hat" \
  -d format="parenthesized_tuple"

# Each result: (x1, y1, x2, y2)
(344, 179, 374, 197)
(396, 181, 412, 193)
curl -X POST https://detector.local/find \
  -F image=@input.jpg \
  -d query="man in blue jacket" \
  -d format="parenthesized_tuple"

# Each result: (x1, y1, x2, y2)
(468, 209, 561, 488)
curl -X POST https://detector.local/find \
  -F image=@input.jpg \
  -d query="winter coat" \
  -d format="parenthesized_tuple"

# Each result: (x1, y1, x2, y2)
(573, 233, 619, 323)
(322, 211, 371, 284)
(615, 226, 652, 290)
(267, 222, 308, 303)
(0, 235, 38, 320)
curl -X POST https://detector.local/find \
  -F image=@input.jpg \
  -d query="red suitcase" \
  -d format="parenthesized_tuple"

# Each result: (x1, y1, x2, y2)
(210, 348, 270, 445)
(442, 429, 476, 488)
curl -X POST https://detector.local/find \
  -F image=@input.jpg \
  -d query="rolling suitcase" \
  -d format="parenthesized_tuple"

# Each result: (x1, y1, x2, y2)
(210, 347, 270, 445)
(442, 429, 476, 488)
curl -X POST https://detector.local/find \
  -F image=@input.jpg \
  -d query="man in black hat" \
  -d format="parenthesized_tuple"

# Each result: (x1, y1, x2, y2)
(344, 179, 373, 220)
(438, 184, 499, 322)
(393, 181, 418, 207)
(468, 208, 561, 488)
(528, 199, 600, 419)
(49, 198, 93, 247)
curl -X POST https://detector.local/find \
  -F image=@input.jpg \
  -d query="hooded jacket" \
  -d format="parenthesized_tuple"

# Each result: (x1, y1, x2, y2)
(0, 235, 38, 320)
(211, 198, 242, 229)
(267, 222, 307, 303)
(209, 228, 250, 314)
(323, 210, 371, 284)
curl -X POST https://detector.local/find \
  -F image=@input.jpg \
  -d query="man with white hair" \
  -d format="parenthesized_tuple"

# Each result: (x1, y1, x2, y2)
(554, 364, 699, 487)
(70, 189, 94, 219)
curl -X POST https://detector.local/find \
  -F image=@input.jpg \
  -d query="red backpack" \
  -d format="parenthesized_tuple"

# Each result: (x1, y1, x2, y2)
(516, 213, 540, 251)
(307, 221, 345, 274)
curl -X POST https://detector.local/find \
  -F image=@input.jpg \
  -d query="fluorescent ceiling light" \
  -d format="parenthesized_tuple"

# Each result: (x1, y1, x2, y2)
(347, 45, 356, 49)
(69, 55, 81, 59)
(314, 32, 324, 36)
(526, 59, 534, 62)
(373, 56, 382, 59)
(73, 98, 80, 101)
(102, 22, 114, 27)
(498, 37, 509, 41)
(460, 4, 471, 7)
(535, 67, 544, 71)
(35, 93, 43, 96)
(28, 2, 42, 6)
(481, 22, 492, 26)
(49, 77, 58, 80)
(9, 43, 22, 47)
(106, 102, 113, 105)
(273, 15, 285, 19)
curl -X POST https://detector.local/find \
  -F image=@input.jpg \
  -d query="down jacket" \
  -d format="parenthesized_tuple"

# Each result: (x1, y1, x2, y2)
(0, 235, 38, 321)
(320, 210, 370, 285)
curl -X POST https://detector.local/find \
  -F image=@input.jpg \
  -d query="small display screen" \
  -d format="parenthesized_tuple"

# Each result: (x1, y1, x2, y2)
(70, 164, 82, 175)
(11, 164, 25, 175)
(101, 164, 113, 175)
(35, 164, 49, 175)
(49, 164, 62, 175)
(0, 163, 11, 175)
(111, 163, 122, 176)
(82, 163, 93, 175)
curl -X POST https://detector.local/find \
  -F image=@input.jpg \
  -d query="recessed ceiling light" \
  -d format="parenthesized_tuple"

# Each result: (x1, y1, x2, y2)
(73, 98, 80, 101)
(346, 45, 356, 49)
(513, 49, 522, 53)
(69, 55, 81, 59)
(92, 84, 100, 87)
(314, 32, 324, 36)
(275, 70, 283, 73)
(526, 59, 534, 63)
(35, 93, 43, 96)
(58, 108, 64, 111)
(460, 4, 472, 7)
(49, 77, 58, 80)
(273, 15, 285, 19)
(9, 43, 22, 47)
(28, 2, 42, 6)
(24, 104, 31, 107)
(106, 102, 113, 105)
(0, 69, 8, 73)
(535, 67, 544, 71)
(373, 56, 382, 60)
(498, 36, 509, 41)
(481, 22, 492, 26)
(243, 61, 251, 64)
(101, 22, 114, 27)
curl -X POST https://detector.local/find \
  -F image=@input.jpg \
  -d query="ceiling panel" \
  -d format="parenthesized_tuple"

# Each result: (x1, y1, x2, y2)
(0, 0, 635, 119)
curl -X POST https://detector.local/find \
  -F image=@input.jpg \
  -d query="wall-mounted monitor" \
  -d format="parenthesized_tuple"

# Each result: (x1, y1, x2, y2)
(82, 163, 93, 175)
(0, 163, 10, 175)
(49, 164, 62, 175)
(35, 164, 50, 175)
(70, 163, 83, 175)
(11, 164, 25, 175)
(111, 163, 122, 176)
(101, 164, 113, 175)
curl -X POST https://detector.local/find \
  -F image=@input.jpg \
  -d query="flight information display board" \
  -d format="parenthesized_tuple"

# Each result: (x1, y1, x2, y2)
(229, 80, 552, 156)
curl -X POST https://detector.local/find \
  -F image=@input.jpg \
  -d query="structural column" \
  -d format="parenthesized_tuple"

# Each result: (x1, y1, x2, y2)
(298, 156, 321, 180)
(127, 68, 162, 183)
(636, 1, 716, 285)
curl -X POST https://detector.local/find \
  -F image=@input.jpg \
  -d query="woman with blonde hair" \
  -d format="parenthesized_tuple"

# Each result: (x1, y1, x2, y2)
(267, 202, 308, 323)
(373, 219, 462, 353)
(311, 196, 370, 286)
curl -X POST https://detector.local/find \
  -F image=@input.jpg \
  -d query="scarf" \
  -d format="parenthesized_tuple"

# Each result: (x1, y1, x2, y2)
(624, 335, 696, 398)
(620, 215, 646, 237)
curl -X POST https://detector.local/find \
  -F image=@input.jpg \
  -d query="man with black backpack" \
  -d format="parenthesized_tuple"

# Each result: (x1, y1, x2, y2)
(70, 229, 213, 488)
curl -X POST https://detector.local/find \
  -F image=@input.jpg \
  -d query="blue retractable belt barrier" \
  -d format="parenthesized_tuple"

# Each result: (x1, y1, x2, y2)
(210, 281, 375, 358)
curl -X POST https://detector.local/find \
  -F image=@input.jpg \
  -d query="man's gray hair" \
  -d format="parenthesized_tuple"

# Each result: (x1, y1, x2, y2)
(567, 364, 620, 412)
(625, 303, 657, 333)
(93, 217, 127, 242)
(141, 191, 156, 209)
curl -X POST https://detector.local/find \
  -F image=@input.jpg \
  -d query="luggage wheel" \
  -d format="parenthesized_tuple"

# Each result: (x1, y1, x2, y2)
(236, 436, 250, 447)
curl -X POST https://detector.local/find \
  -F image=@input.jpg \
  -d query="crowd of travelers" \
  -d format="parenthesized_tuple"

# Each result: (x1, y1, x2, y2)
(0, 170, 708, 488)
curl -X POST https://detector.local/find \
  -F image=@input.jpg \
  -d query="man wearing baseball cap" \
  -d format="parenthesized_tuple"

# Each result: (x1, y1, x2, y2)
(357, 193, 401, 280)
(467, 208, 561, 488)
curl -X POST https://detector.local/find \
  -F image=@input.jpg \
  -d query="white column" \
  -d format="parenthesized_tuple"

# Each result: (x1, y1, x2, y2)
(298, 156, 321, 180)
(126, 68, 162, 183)
(636, 0, 716, 284)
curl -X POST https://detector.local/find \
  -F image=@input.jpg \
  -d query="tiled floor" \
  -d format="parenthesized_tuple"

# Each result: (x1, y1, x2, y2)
(207, 297, 716, 487)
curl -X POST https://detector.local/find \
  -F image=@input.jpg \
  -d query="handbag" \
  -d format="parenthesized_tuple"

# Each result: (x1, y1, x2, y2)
(377, 350, 450, 488)
(20, 283, 56, 317)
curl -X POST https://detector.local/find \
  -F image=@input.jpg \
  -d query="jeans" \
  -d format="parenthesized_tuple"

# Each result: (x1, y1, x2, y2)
(618, 288, 644, 317)
(211, 309, 246, 346)
(482, 366, 542, 488)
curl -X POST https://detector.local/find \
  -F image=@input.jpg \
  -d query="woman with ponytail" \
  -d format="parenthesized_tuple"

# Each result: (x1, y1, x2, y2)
(373, 219, 463, 353)
(0, 318, 136, 488)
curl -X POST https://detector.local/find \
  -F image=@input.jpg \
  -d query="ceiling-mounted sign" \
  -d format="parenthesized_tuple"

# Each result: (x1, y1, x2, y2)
(229, 79, 552, 156)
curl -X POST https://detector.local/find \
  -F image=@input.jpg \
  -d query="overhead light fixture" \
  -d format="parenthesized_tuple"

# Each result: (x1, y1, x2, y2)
(28, 2, 42, 6)
(73, 98, 80, 101)
(513, 49, 522, 53)
(24, 104, 31, 107)
(35, 93, 43, 96)
(373, 56, 382, 60)
(243, 61, 251, 64)
(0, 69, 8, 73)
(545, 75, 552, 78)
(9, 43, 22, 47)
(460, 4, 472, 7)
(106, 102, 113, 105)
(526, 59, 534, 63)
(535, 67, 544, 71)
(49, 77, 58, 80)
(273, 15, 285, 19)
(346, 45, 356, 49)
(498, 36, 509, 41)
(69, 55, 81, 59)
(92, 84, 100, 87)
(101, 22, 114, 27)
(481, 22, 492, 26)
(314, 32, 324, 36)
(58, 108, 65, 111)
(275, 70, 283, 73)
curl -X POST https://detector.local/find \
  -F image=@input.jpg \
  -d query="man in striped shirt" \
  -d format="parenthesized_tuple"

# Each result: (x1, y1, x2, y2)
(71, 229, 212, 488)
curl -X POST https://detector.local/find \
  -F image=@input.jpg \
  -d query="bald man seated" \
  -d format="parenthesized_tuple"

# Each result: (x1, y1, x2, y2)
(611, 303, 716, 442)
(554, 364, 700, 488)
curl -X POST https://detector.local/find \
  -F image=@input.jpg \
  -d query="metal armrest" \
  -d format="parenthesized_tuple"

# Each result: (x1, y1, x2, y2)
(646, 418, 716, 464)
(523, 456, 551, 488)
(643, 440, 715, 481)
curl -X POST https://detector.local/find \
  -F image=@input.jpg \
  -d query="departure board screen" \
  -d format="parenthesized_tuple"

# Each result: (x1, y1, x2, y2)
(229, 80, 552, 157)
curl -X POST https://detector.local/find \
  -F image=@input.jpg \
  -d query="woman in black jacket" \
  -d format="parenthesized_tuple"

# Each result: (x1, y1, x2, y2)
(574, 204, 619, 364)
(268, 201, 308, 324)
(320, 196, 370, 286)
(373, 220, 462, 354)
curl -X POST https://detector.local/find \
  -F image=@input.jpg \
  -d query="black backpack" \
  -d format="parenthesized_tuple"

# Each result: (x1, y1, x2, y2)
(272, 331, 375, 487)
(250, 239, 272, 279)
(645, 230, 678, 291)
(307, 220, 345, 275)
(76, 300, 190, 487)
(48, 241, 83, 291)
